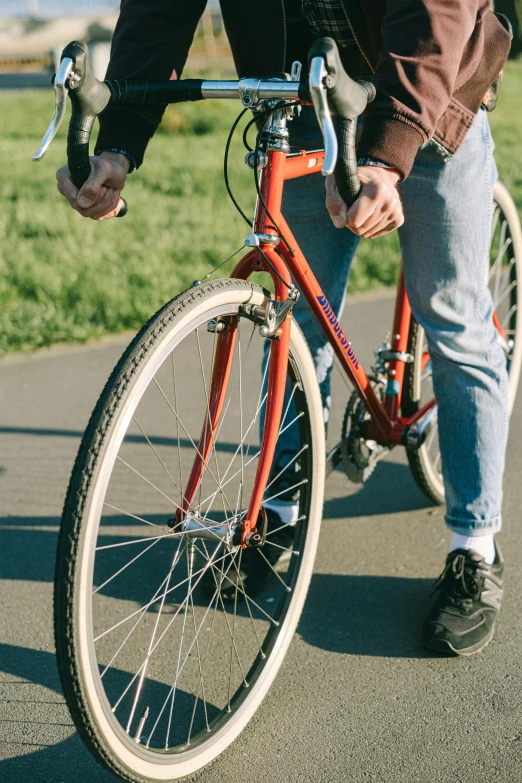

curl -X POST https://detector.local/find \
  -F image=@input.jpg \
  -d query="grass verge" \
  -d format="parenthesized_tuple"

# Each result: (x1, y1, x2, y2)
(0, 61, 520, 354)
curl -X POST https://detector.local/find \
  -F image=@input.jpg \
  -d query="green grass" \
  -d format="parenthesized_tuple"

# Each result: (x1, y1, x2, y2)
(0, 60, 521, 354)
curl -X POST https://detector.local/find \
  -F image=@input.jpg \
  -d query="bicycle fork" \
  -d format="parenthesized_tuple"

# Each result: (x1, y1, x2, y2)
(174, 251, 293, 548)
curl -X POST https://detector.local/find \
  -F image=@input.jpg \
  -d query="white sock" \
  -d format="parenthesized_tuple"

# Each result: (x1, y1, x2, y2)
(264, 499, 299, 526)
(449, 532, 496, 565)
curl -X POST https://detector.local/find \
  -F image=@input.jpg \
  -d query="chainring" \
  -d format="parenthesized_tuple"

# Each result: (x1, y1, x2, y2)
(341, 377, 389, 483)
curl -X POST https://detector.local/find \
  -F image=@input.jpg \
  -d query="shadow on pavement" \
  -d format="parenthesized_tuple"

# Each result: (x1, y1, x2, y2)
(0, 642, 218, 782)
(299, 572, 435, 658)
(0, 425, 243, 454)
(324, 459, 436, 518)
(0, 644, 116, 782)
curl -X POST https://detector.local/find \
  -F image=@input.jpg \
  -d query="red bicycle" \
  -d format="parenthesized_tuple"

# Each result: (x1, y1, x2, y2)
(35, 39, 522, 782)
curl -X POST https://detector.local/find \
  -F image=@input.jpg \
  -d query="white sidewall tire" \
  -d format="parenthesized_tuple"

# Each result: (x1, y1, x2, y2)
(493, 180, 522, 413)
(67, 283, 325, 782)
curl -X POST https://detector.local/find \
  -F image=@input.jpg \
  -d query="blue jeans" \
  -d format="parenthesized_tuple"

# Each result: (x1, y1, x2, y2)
(267, 109, 508, 536)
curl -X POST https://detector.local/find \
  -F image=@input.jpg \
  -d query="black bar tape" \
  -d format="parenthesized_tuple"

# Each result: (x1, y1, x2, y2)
(68, 112, 96, 190)
(307, 38, 376, 209)
(62, 41, 111, 191)
(333, 117, 360, 207)
(105, 79, 204, 105)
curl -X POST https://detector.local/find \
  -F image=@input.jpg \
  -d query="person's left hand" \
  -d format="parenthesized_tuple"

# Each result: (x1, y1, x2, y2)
(325, 165, 404, 238)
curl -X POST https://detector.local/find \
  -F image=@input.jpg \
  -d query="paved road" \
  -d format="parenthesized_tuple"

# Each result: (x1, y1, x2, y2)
(1, 290, 521, 783)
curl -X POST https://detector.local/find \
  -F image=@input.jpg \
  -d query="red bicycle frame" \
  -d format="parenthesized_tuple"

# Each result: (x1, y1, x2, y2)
(180, 145, 436, 542)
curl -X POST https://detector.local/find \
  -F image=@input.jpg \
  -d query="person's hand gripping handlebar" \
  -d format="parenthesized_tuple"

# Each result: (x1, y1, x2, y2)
(309, 38, 404, 239)
(33, 41, 129, 219)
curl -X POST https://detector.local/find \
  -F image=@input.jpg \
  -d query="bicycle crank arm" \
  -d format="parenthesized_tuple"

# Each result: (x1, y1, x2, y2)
(404, 404, 438, 450)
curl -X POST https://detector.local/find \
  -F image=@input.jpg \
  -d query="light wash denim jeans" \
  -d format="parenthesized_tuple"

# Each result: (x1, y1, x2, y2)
(266, 108, 508, 536)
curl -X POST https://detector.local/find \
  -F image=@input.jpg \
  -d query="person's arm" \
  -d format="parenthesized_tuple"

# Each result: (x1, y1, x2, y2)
(328, 0, 494, 237)
(56, 0, 206, 220)
(357, 0, 482, 181)
(95, 0, 207, 169)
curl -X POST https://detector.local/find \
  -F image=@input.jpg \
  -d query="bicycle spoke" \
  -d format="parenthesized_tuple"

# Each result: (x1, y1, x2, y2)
(111, 542, 230, 717)
(264, 444, 309, 493)
(115, 456, 180, 512)
(264, 538, 299, 555)
(188, 569, 210, 734)
(265, 515, 306, 539)
(264, 478, 308, 505)
(145, 546, 241, 748)
(227, 547, 242, 711)
(96, 531, 182, 551)
(125, 545, 183, 734)
(95, 546, 233, 643)
(255, 548, 291, 592)
(199, 410, 306, 520)
(132, 415, 188, 507)
(194, 543, 248, 688)
(165, 543, 193, 749)
(100, 535, 185, 678)
(172, 352, 184, 511)
(186, 575, 222, 744)
(103, 502, 165, 531)
(197, 390, 269, 521)
(153, 376, 226, 500)
(93, 535, 163, 595)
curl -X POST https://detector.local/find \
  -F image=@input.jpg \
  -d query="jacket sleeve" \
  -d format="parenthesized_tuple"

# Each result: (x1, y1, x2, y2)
(357, 0, 480, 180)
(95, 0, 207, 167)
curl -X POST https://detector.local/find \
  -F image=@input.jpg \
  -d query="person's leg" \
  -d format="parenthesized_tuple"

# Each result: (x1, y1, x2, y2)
(399, 109, 508, 542)
(399, 110, 508, 653)
(262, 170, 359, 520)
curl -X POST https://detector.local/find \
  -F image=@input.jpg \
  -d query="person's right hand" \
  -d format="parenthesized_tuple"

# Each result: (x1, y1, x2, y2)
(56, 151, 130, 220)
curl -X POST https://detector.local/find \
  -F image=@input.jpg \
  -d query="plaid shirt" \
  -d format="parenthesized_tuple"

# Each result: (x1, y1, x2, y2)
(300, 0, 356, 49)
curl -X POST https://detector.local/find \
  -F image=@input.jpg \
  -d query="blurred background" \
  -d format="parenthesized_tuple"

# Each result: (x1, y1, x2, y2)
(0, 0, 521, 355)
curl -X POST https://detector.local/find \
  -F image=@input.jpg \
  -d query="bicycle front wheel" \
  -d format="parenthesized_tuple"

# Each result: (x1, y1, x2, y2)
(403, 180, 522, 504)
(54, 278, 325, 782)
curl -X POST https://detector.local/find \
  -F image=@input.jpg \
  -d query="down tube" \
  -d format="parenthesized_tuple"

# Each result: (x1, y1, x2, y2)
(275, 217, 392, 440)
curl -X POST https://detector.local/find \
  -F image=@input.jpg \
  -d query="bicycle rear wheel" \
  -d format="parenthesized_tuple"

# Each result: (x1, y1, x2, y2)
(403, 180, 522, 504)
(54, 278, 325, 782)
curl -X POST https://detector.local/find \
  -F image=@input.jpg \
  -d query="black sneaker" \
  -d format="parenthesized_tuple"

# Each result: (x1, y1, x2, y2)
(422, 545, 504, 656)
(202, 508, 295, 601)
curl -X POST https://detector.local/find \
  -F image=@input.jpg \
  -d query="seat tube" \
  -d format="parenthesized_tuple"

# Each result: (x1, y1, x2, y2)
(384, 264, 412, 420)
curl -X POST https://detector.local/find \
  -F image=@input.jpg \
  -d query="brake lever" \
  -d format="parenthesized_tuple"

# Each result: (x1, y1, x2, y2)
(32, 57, 74, 162)
(309, 56, 337, 176)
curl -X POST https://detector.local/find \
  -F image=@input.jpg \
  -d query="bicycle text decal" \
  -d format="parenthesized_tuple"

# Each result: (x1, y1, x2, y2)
(317, 295, 360, 370)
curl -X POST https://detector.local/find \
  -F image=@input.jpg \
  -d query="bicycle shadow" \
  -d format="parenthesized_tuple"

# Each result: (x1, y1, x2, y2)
(298, 573, 435, 659)
(323, 459, 437, 519)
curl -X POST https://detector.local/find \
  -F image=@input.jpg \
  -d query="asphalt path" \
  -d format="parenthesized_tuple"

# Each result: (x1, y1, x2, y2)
(1, 288, 521, 783)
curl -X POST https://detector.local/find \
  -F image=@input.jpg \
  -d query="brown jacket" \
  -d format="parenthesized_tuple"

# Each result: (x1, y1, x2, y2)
(96, 0, 511, 179)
